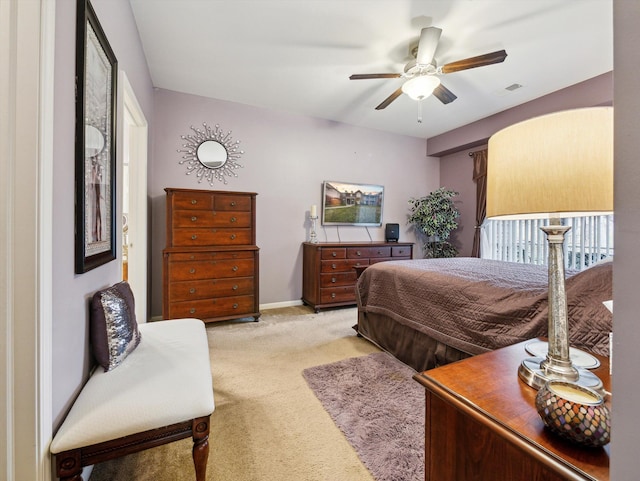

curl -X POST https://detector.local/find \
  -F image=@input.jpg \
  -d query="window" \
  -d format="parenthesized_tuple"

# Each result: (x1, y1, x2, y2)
(482, 215, 613, 271)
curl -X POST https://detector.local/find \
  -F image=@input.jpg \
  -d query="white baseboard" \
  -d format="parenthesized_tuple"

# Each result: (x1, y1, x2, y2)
(260, 300, 304, 310)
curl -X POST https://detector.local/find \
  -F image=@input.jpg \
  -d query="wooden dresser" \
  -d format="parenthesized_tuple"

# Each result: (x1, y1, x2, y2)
(302, 241, 413, 311)
(413, 340, 610, 481)
(163, 188, 260, 323)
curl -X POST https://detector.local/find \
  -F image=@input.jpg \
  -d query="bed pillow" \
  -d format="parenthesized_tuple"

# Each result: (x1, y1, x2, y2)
(90, 281, 142, 372)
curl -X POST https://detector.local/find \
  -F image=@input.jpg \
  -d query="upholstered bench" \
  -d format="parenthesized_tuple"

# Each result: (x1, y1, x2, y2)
(50, 318, 215, 481)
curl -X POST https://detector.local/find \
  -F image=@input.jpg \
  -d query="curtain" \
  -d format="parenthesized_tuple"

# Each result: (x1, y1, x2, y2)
(471, 149, 488, 257)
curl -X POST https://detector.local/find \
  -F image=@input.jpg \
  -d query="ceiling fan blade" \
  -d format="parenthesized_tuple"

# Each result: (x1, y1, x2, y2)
(441, 49, 507, 74)
(375, 87, 404, 110)
(432, 83, 457, 104)
(416, 27, 442, 66)
(349, 73, 402, 80)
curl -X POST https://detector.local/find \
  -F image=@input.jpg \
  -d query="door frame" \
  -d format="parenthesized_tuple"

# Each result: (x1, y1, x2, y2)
(0, 0, 55, 479)
(120, 71, 149, 322)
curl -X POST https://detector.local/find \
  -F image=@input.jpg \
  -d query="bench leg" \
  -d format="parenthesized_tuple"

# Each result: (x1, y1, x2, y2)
(56, 449, 83, 481)
(192, 416, 210, 481)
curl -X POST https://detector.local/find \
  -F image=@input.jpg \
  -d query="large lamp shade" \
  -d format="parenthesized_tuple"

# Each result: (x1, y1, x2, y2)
(487, 107, 613, 220)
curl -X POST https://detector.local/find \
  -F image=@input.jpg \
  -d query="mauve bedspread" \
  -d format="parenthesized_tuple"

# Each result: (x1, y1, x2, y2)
(356, 258, 612, 357)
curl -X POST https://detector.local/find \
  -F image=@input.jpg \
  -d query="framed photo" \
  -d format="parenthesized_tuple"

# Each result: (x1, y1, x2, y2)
(75, 0, 118, 273)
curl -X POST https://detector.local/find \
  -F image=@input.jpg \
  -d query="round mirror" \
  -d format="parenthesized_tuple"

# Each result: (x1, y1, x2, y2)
(85, 125, 105, 157)
(196, 140, 228, 169)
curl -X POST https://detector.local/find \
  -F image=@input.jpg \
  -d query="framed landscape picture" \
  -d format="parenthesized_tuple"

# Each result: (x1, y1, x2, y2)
(74, 0, 118, 273)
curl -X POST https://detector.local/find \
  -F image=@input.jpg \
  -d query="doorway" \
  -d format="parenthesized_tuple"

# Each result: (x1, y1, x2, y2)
(120, 71, 149, 322)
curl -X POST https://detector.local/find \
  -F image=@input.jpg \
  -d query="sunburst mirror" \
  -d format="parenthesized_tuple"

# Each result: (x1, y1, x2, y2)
(177, 122, 244, 185)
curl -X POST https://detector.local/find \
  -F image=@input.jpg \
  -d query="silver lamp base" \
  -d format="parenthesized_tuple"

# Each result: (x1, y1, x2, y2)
(518, 357, 604, 394)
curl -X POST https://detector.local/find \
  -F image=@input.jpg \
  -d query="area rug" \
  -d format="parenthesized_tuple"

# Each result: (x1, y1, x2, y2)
(303, 351, 424, 481)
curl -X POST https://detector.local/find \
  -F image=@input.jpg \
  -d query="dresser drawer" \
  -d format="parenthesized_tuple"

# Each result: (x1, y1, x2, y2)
(172, 210, 252, 228)
(214, 194, 252, 211)
(169, 258, 255, 280)
(169, 276, 254, 302)
(168, 295, 255, 319)
(392, 245, 412, 258)
(171, 228, 252, 247)
(167, 250, 254, 262)
(320, 271, 357, 288)
(319, 286, 355, 304)
(171, 191, 214, 210)
(320, 248, 346, 260)
(320, 259, 369, 273)
(370, 257, 393, 265)
(347, 246, 391, 259)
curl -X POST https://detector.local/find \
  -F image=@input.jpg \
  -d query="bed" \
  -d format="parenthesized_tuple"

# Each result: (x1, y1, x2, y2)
(355, 257, 612, 372)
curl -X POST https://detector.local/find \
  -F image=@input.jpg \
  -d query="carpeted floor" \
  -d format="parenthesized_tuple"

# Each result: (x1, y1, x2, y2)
(89, 306, 386, 481)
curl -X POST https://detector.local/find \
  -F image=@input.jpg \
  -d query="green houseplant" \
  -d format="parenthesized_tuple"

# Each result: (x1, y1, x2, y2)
(408, 187, 460, 258)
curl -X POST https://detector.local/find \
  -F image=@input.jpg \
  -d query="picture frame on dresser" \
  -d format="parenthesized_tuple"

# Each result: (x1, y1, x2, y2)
(74, 0, 118, 273)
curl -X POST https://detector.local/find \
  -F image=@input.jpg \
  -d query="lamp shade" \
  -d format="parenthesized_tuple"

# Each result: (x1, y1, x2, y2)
(486, 107, 613, 220)
(401, 75, 441, 101)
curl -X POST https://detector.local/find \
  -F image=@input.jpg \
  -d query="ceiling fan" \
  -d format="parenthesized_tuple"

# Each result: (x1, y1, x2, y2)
(350, 27, 507, 110)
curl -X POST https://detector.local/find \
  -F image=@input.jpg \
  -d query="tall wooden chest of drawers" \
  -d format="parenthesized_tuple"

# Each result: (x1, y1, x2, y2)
(163, 188, 260, 323)
(302, 241, 413, 312)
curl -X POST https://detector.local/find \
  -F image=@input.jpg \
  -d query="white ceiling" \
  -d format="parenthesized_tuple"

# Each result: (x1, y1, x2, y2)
(129, 0, 613, 140)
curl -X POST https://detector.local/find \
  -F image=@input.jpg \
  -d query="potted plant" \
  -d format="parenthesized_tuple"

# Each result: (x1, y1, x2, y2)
(408, 187, 460, 258)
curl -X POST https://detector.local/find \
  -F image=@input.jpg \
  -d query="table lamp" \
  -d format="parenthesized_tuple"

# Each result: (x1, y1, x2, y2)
(486, 107, 613, 390)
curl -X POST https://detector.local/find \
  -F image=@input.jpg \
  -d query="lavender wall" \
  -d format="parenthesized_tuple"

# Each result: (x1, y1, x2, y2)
(439, 147, 486, 256)
(612, 0, 640, 475)
(149, 89, 438, 316)
(52, 0, 154, 427)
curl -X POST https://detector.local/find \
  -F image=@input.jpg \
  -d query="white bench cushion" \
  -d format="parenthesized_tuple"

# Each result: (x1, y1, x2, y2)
(50, 318, 215, 453)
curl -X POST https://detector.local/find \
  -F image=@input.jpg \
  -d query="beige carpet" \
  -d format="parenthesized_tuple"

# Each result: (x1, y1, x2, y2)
(89, 306, 382, 481)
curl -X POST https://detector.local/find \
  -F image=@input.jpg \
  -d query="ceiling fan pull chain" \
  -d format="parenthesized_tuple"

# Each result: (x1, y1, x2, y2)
(417, 99, 423, 123)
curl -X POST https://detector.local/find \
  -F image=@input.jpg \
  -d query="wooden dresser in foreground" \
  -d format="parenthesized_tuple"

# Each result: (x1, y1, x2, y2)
(413, 340, 610, 481)
(163, 188, 260, 323)
(302, 241, 413, 311)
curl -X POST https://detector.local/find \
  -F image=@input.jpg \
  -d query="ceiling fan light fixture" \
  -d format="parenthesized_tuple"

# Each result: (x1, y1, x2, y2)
(402, 75, 441, 101)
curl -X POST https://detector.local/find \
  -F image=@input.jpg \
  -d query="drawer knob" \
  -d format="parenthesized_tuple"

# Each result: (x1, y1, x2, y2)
(191, 216, 197, 222)
(331, 293, 336, 298)
(230, 234, 236, 240)
(331, 263, 336, 269)
(189, 255, 195, 260)
(232, 285, 238, 290)
(233, 303, 239, 309)
(230, 216, 237, 223)
(189, 308, 196, 314)
(331, 277, 336, 283)
(377, 250, 382, 254)
(332, 252, 337, 257)
(232, 265, 238, 272)
(230, 201, 236, 207)
(356, 251, 362, 256)
(189, 288, 196, 294)
(191, 199, 197, 205)
(189, 268, 196, 274)
(191, 234, 197, 240)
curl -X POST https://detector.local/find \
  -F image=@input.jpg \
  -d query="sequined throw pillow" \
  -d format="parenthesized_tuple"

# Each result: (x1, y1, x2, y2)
(90, 281, 142, 371)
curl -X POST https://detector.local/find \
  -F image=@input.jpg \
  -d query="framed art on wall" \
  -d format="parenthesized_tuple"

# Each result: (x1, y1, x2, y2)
(75, 0, 118, 273)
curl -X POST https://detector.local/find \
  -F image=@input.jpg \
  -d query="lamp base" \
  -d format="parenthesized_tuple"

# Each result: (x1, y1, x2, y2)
(518, 357, 604, 394)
